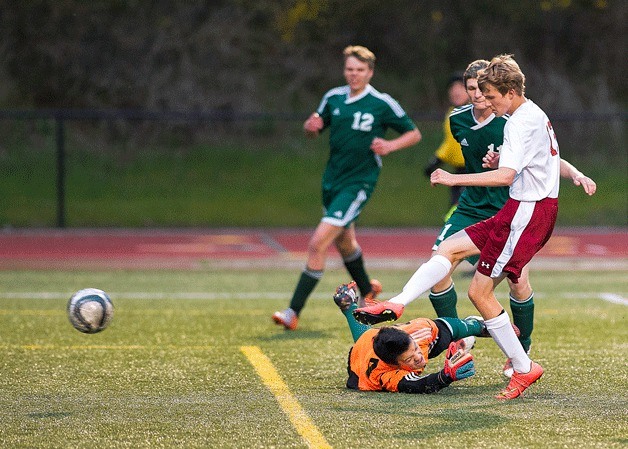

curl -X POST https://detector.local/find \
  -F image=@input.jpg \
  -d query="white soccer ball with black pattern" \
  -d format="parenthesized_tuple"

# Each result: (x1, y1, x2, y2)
(67, 288, 114, 334)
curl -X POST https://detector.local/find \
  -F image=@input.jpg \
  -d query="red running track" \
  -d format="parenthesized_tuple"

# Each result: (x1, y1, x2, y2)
(0, 228, 626, 270)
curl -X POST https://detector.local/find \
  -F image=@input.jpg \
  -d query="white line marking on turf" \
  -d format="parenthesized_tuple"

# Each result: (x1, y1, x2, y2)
(599, 293, 628, 306)
(241, 346, 331, 449)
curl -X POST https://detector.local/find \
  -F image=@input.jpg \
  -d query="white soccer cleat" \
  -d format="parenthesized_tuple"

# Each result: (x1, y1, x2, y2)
(460, 336, 476, 354)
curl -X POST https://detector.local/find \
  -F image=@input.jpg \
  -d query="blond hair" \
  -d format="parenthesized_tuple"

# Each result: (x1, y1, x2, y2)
(477, 54, 526, 96)
(343, 45, 376, 69)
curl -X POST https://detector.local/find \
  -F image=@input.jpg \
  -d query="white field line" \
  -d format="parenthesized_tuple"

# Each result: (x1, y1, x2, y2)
(599, 293, 628, 306)
(0, 291, 626, 304)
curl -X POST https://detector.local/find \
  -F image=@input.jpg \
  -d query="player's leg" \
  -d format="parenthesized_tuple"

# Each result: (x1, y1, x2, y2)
(503, 264, 534, 377)
(437, 316, 485, 340)
(429, 210, 486, 318)
(330, 186, 380, 303)
(507, 264, 534, 352)
(272, 221, 343, 330)
(429, 264, 460, 318)
(467, 272, 531, 370)
(428, 319, 477, 360)
(469, 198, 555, 397)
(468, 271, 543, 400)
(353, 230, 479, 325)
(430, 222, 460, 317)
(393, 230, 478, 306)
(335, 224, 380, 303)
(333, 282, 371, 342)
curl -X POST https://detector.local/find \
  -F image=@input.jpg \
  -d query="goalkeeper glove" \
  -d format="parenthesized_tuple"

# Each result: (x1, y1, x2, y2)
(442, 341, 475, 381)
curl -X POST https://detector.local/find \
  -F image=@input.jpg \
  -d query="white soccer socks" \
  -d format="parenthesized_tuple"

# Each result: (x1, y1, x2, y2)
(389, 255, 452, 306)
(485, 312, 532, 373)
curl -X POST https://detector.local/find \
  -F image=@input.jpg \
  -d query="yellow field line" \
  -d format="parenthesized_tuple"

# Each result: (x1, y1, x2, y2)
(240, 345, 332, 449)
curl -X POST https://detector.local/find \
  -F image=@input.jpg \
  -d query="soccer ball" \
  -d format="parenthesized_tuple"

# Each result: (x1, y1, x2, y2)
(67, 288, 114, 334)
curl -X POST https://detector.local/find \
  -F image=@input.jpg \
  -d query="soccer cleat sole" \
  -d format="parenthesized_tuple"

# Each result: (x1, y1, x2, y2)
(352, 309, 399, 325)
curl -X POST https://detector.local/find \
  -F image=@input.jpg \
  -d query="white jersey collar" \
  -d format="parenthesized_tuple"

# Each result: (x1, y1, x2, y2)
(345, 84, 372, 104)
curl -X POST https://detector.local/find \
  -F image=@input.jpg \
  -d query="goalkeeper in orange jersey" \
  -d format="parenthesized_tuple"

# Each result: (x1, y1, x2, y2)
(334, 282, 507, 394)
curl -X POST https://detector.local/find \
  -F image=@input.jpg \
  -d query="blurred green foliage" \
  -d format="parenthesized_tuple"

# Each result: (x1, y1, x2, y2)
(0, 1, 624, 113)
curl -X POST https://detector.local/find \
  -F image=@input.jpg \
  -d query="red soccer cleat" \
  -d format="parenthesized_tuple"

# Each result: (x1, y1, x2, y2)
(353, 300, 405, 325)
(496, 361, 544, 400)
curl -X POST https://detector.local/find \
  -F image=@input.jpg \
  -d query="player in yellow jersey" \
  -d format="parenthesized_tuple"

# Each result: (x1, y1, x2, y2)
(424, 73, 469, 217)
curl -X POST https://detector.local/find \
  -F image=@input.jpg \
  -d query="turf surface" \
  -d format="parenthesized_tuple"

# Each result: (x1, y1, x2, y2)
(0, 268, 626, 448)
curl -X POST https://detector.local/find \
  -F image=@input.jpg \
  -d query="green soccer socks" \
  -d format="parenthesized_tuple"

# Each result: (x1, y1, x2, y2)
(438, 316, 484, 340)
(343, 249, 372, 297)
(288, 268, 323, 315)
(509, 294, 534, 352)
(429, 283, 459, 318)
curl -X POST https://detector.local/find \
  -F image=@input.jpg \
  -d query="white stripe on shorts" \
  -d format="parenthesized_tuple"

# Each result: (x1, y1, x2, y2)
(322, 189, 367, 227)
(491, 201, 535, 278)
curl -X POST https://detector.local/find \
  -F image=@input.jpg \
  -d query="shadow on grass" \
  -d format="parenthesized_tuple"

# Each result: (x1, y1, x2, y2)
(397, 409, 508, 440)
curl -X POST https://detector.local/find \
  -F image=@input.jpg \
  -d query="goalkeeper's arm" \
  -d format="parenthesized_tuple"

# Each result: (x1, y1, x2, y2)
(397, 371, 452, 394)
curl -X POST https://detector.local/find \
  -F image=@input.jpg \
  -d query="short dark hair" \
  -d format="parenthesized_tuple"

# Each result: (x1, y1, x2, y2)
(447, 71, 464, 88)
(463, 59, 490, 85)
(373, 327, 412, 365)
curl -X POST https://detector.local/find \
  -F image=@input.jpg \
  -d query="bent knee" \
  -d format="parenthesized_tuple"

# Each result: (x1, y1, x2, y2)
(508, 279, 532, 300)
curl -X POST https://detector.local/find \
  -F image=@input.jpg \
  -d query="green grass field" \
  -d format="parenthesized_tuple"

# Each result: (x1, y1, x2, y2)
(1, 268, 626, 448)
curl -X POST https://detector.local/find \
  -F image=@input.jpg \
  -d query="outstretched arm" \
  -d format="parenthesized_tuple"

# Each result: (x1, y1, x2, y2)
(483, 151, 596, 196)
(397, 371, 452, 394)
(370, 128, 422, 156)
(431, 166, 516, 188)
(560, 159, 597, 195)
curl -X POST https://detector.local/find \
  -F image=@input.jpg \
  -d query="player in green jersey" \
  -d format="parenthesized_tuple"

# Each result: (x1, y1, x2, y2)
(272, 45, 421, 331)
(427, 59, 597, 377)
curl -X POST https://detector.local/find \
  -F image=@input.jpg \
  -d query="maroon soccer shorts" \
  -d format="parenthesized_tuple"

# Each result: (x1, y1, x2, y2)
(465, 197, 558, 283)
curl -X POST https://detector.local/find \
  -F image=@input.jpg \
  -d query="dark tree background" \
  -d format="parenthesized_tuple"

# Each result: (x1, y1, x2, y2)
(0, 0, 625, 115)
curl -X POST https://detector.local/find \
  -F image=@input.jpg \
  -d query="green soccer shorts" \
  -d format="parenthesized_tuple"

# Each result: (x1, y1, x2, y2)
(432, 209, 483, 266)
(321, 183, 374, 228)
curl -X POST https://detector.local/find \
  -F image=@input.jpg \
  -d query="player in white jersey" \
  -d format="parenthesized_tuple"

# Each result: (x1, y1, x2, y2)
(499, 99, 560, 201)
(354, 54, 596, 400)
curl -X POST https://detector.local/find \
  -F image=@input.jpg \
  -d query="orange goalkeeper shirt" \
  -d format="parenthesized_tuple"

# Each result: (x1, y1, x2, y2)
(347, 318, 439, 392)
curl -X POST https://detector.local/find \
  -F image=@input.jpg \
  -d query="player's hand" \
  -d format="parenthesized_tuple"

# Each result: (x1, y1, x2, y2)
(430, 168, 455, 186)
(303, 113, 323, 137)
(408, 327, 432, 344)
(442, 341, 475, 381)
(370, 137, 394, 155)
(572, 173, 597, 196)
(482, 150, 499, 169)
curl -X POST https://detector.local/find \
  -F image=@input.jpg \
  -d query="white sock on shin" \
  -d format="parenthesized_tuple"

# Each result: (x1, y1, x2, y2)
(485, 312, 531, 373)
(389, 255, 452, 306)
